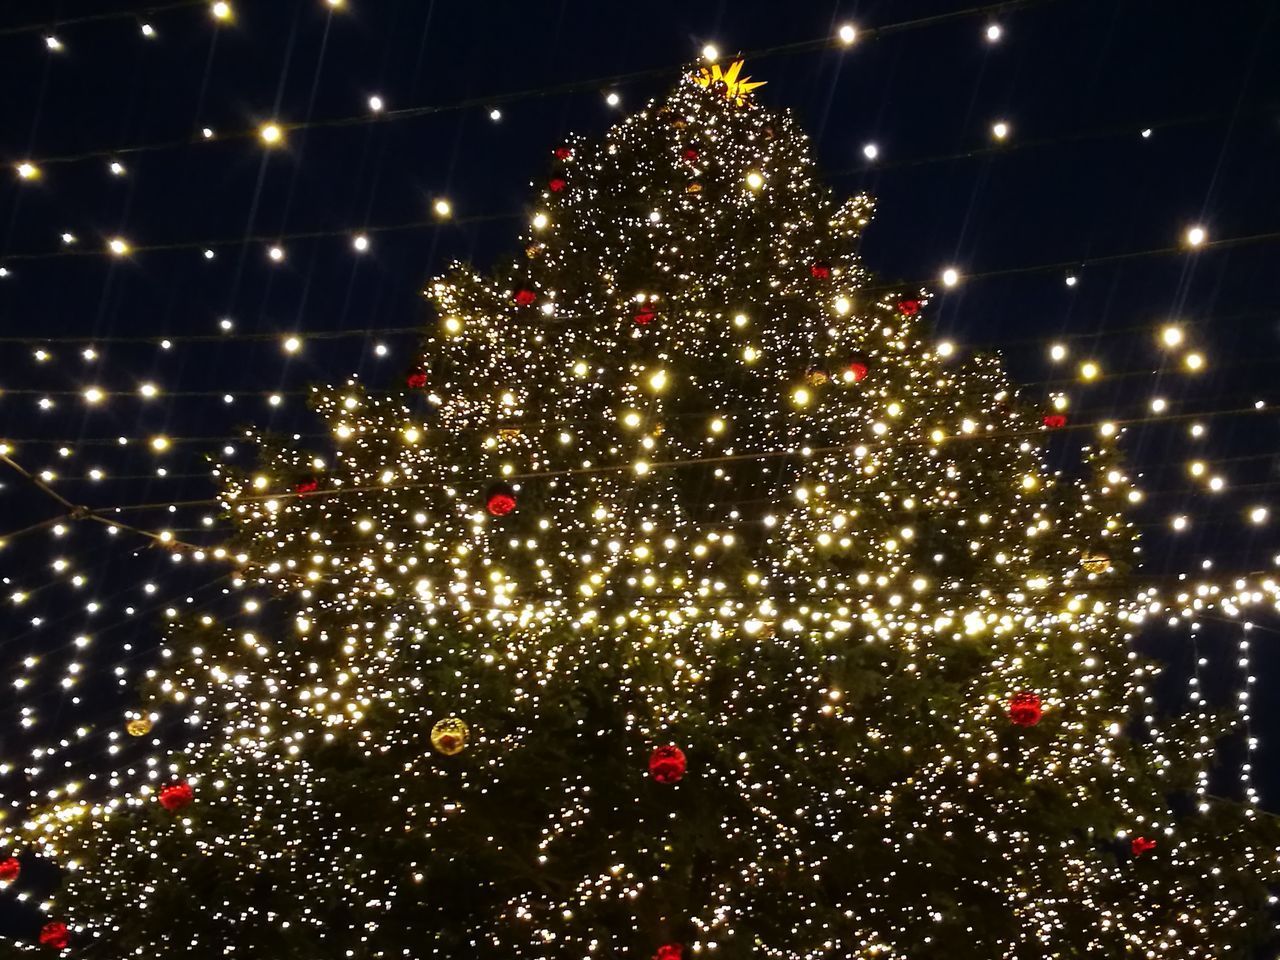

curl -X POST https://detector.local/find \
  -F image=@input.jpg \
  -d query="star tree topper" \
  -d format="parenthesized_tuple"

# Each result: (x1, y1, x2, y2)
(693, 58, 766, 106)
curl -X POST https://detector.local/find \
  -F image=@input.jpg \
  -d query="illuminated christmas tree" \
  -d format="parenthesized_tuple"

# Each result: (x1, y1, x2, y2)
(6, 61, 1278, 959)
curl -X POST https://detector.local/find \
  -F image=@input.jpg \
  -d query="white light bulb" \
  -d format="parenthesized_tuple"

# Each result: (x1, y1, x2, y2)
(489, 108, 501, 121)
(702, 44, 719, 61)
(838, 24, 857, 45)
(862, 143, 878, 160)
(211, 2, 232, 20)
(605, 92, 621, 107)
(433, 199, 452, 218)
(368, 95, 384, 112)
(353, 234, 370, 252)
(259, 123, 283, 146)
(991, 121, 1010, 140)
(108, 238, 131, 256)
(986, 23, 1002, 41)
(46, 35, 63, 51)
(268, 246, 284, 262)
(141, 23, 156, 38)
(941, 267, 959, 287)
(1185, 225, 1207, 247)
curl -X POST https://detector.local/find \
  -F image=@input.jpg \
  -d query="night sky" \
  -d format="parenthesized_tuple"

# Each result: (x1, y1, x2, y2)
(1, 0, 1279, 944)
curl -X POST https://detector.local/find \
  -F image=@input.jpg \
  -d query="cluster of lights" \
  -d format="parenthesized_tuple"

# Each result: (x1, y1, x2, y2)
(3, 61, 1276, 960)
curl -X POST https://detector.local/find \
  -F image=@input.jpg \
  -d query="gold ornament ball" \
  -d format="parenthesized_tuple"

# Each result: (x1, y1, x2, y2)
(1080, 552, 1111, 574)
(431, 717, 469, 756)
(127, 717, 153, 737)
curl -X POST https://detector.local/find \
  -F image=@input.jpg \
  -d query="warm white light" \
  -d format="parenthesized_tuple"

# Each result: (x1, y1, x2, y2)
(268, 246, 285, 262)
(352, 234, 370, 252)
(862, 143, 878, 160)
(109, 161, 126, 176)
(532, 212, 549, 230)
(433, 199, 452, 218)
(745, 170, 764, 191)
(202, 127, 215, 139)
(368, 95, 384, 112)
(702, 44, 719, 61)
(259, 123, 283, 146)
(139, 383, 158, 398)
(941, 267, 959, 287)
(108, 237, 131, 256)
(1249, 507, 1269, 525)
(1150, 397, 1166, 413)
(141, 23, 156, 37)
(16, 162, 40, 181)
(1160, 325, 1184, 347)
(936, 341, 955, 358)
(838, 24, 857, 45)
(605, 92, 621, 107)
(211, 2, 232, 20)
(991, 121, 1010, 140)
(150, 436, 170, 452)
(283, 336, 302, 354)
(1049, 343, 1067, 361)
(326, 0, 345, 7)
(1080, 361, 1099, 380)
(204, 249, 216, 259)
(83, 388, 104, 405)
(1171, 515, 1188, 531)
(1185, 225, 1206, 247)
(985, 23, 1002, 41)
(1184, 351, 1204, 371)
(46, 35, 63, 51)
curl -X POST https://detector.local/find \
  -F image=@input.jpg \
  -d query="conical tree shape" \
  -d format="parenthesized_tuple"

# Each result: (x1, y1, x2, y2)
(6, 63, 1277, 960)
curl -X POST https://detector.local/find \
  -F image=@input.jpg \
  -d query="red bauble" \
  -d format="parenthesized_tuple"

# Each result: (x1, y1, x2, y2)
(810, 262, 832, 280)
(293, 478, 319, 497)
(897, 299, 921, 316)
(682, 148, 699, 162)
(634, 308, 656, 326)
(549, 177, 567, 193)
(654, 945, 684, 960)
(648, 745, 687, 784)
(38, 922, 68, 950)
(405, 368, 429, 389)
(514, 289, 537, 307)
(1042, 414, 1067, 429)
(0, 857, 19, 883)
(486, 484, 517, 517)
(1131, 836, 1157, 857)
(158, 782, 194, 812)
(847, 361, 869, 383)
(1008, 692, 1043, 727)
(553, 146, 573, 160)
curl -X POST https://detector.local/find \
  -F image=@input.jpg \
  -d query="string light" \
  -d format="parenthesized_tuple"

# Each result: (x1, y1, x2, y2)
(701, 44, 719, 61)
(985, 23, 1003, 41)
(1185, 224, 1207, 247)
(368, 95, 384, 112)
(862, 142, 879, 160)
(45, 35, 64, 51)
(210, 1, 232, 21)
(16, 162, 41, 181)
(433, 199, 452, 219)
(259, 123, 284, 146)
(352, 233, 370, 252)
(838, 23, 857, 45)
(991, 120, 1010, 140)
(941, 267, 959, 287)
(106, 238, 130, 257)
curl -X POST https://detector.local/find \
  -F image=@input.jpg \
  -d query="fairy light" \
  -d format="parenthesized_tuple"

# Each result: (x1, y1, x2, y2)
(352, 234, 370, 252)
(16, 162, 41, 181)
(985, 23, 1003, 41)
(862, 143, 879, 160)
(1160, 325, 1184, 347)
(141, 23, 156, 38)
(991, 120, 1010, 140)
(368, 95, 385, 112)
(433, 199, 452, 219)
(1184, 351, 1205, 371)
(837, 24, 857, 45)
(2, 55, 1276, 960)
(211, 1, 232, 21)
(268, 245, 285, 262)
(1185, 224, 1207, 247)
(941, 267, 959, 287)
(701, 44, 719, 61)
(107, 238, 131, 257)
(45, 35, 64, 51)
(259, 123, 284, 146)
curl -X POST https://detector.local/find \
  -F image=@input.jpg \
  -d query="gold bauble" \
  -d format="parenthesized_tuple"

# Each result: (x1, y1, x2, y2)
(431, 716, 469, 756)
(1080, 553, 1111, 574)
(686, 182, 703, 194)
(127, 717, 153, 737)
(497, 427, 522, 442)
(525, 243, 544, 259)
(806, 368, 830, 387)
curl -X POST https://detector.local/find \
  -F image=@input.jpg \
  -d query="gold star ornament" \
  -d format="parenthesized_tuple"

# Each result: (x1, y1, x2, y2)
(694, 59, 766, 106)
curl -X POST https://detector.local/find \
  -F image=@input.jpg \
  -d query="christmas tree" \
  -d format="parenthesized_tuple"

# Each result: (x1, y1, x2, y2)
(5, 61, 1277, 959)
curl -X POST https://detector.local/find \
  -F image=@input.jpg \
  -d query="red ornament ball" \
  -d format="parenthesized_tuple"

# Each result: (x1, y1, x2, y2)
(1131, 836, 1157, 857)
(634, 307, 656, 326)
(847, 361, 869, 383)
(810, 262, 832, 280)
(648, 745, 687, 784)
(158, 782, 194, 812)
(553, 146, 573, 160)
(405, 368, 429, 389)
(1008, 692, 1043, 727)
(682, 148, 699, 162)
(38, 922, 68, 950)
(897, 299, 921, 316)
(549, 177, 567, 193)
(0, 857, 19, 883)
(486, 484, 517, 517)
(654, 945, 684, 960)
(1042, 414, 1067, 429)
(293, 478, 319, 497)
(514, 289, 537, 307)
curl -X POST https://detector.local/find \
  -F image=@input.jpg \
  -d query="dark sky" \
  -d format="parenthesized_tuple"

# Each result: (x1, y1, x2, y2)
(0, 0, 1278, 943)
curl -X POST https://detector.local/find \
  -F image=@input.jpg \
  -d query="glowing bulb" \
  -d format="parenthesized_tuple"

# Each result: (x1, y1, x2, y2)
(489, 108, 501, 121)
(268, 245, 285, 262)
(107, 237, 131, 256)
(326, 0, 345, 6)
(941, 268, 959, 287)
(838, 23, 857, 45)
(139, 383, 158, 398)
(532, 213, 549, 230)
(702, 44, 719, 61)
(745, 170, 764, 191)
(936, 341, 955, 358)
(991, 121, 1010, 140)
(1150, 397, 1167, 412)
(150, 436, 170, 452)
(647, 369, 669, 392)
(1160, 325, 1184, 347)
(862, 143, 878, 160)
(1188, 460, 1206, 477)
(259, 123, 283, 146)
(46, 35, 63, 51)
(1183, 351, 1204, 371)
(433, 199, 452, 218)
(1065, 274, 1078, 287)
(1049, 343, 1067, 361)
(792, 387, 811, 407)
(352, 234, 370, 252)
(141, 22, 156, 37)
(834, 296, 851, 315)
(1079, 361, 1099, 381)
(1171, 515, 1188, 531)
(211, 2, 232, 20)
(709, 417, 725, 434)
(368, 95, 384, 113)
(986, 23, 1002, 41)
(1249, 507, 1269, 524)
(16, 162, 40, 181)
(605, 92, 621, 107)
(1185, 225, 1207, 247)
(283, 336, 301, 354)
(109, 161, 126, 176)
(83, 388, 104, 405)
